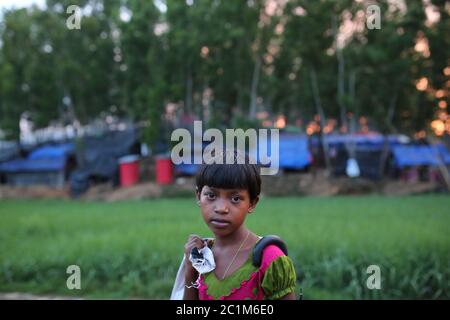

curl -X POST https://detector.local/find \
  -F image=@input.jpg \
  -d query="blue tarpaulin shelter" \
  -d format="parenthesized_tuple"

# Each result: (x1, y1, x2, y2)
(392, 144, 450, 168)
(0, 143, 74, 187)
(69, 129, 140, 195)
(175, 163, 200, 176)
(174, 134, 312, 175)
(249, 133, 311, 172)
(28, 143, 74, 160)
(311, 133, 407, 150)
(0, 157, 67, 172)
(0, 143, 74, 172)
(309, 134, 410, 179)
(436, 144, 450, 164)
(277, 134, 312, 169)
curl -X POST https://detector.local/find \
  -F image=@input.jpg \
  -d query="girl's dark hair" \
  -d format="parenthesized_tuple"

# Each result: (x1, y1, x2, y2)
(195, 150, 261, 203)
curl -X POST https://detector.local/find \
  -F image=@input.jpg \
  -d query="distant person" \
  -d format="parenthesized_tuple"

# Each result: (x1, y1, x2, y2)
(172, 150, 297, 300)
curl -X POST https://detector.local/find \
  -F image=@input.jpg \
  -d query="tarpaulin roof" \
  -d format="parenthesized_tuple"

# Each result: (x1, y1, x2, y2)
(310, 134, 409, 150)
(277, 134, 312, 169)
(70, 129, 140, 195)
(28, 143, 74, 160)
(249, 134, 311, 170)
(392, 144, 450, 168)
(174, 134, 312, 175)
(0, 143, 74, 173)
(0, 157, 66, 172)
(175, 163, 200, 176)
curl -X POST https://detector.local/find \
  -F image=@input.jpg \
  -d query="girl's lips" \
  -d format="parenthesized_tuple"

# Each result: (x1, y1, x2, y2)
(210, 219, 231, 228)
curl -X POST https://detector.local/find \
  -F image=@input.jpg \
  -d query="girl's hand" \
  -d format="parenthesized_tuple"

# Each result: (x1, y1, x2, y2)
(183, 234, 205, 281)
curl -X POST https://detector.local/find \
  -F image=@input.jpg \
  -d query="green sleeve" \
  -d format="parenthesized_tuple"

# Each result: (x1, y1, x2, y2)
(261, 255, 297, 300)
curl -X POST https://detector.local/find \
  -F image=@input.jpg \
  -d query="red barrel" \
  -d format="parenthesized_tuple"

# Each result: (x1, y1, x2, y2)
(156, 157, 173, 184)
(119, 155, 140, 187)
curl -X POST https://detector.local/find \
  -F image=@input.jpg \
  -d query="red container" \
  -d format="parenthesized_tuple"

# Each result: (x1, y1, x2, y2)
(119, 155, 140, 187)
(156, 157, 173, 185)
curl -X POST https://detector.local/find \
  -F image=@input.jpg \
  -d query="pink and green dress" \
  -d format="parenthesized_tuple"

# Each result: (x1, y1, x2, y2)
(197, 242, 296, 300)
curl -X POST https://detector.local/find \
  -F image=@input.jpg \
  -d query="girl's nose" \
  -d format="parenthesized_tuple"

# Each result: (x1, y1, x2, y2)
(214, 199, 229, 214)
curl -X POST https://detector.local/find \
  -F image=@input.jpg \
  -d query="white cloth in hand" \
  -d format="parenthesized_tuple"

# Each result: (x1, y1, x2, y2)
(189, 245, 216, 274)
(170, 239, 216, 300)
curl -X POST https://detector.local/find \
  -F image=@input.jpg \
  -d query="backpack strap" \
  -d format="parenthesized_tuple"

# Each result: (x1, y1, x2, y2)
(252, 235, 288, 267)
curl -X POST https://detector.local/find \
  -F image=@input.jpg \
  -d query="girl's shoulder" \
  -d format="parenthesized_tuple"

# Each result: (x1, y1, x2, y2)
(259, 244, 297, 300)
(253, 235, 289, 270)
(260, 244, 288, 272)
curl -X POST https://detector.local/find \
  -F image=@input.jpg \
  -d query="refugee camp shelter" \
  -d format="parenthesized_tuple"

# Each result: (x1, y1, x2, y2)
(0, 141, 20, 184)
(0, 143, 75, 188)
(310, 133, 408, 180)
(272, 133, 311, 171)
(247, 133, 312, 173)
(173, 133, 312, 176)
(390, 143, 450, 182)
(392, 144, 450, 168)
(70, 128, 140, 195)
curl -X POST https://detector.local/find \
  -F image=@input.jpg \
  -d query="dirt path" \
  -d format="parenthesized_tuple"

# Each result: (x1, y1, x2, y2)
(0, 292, 82, 300)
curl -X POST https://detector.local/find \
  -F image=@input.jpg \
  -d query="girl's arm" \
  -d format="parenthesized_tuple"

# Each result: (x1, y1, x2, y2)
(183, 287, 198, 300)
(182, 266, 199, 300)
(182, 234, 204, 300)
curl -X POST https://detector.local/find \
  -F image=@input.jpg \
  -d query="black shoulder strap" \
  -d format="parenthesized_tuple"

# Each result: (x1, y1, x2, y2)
(252, 235, 288, 267)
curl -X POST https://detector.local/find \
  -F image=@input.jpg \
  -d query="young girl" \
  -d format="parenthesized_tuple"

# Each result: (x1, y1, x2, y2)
(182, 151, 297, 300)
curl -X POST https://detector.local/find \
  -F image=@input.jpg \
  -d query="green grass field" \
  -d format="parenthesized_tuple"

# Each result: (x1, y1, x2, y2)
(0, 195, 449, 299)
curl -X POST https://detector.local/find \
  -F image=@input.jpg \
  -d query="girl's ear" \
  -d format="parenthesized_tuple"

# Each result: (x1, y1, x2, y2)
(195, 186, 201, 204)
(248, 196, 260, 213)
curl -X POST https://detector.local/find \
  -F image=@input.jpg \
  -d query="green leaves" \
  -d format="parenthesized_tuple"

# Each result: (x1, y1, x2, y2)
(0, 1, 446, 140)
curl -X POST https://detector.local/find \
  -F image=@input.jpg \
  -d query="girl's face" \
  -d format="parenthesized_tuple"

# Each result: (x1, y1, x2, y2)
(197, 185, 258, 237)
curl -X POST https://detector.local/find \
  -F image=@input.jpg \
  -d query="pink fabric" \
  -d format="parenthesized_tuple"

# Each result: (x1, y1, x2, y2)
(198, 245, 285, 300)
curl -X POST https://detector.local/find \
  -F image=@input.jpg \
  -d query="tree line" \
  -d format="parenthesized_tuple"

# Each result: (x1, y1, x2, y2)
(0, 0, 448, 144)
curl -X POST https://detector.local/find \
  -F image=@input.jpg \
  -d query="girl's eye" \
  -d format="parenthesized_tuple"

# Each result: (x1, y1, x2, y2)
(231, 196, 241, 203)
(206, 192, 216, 200)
